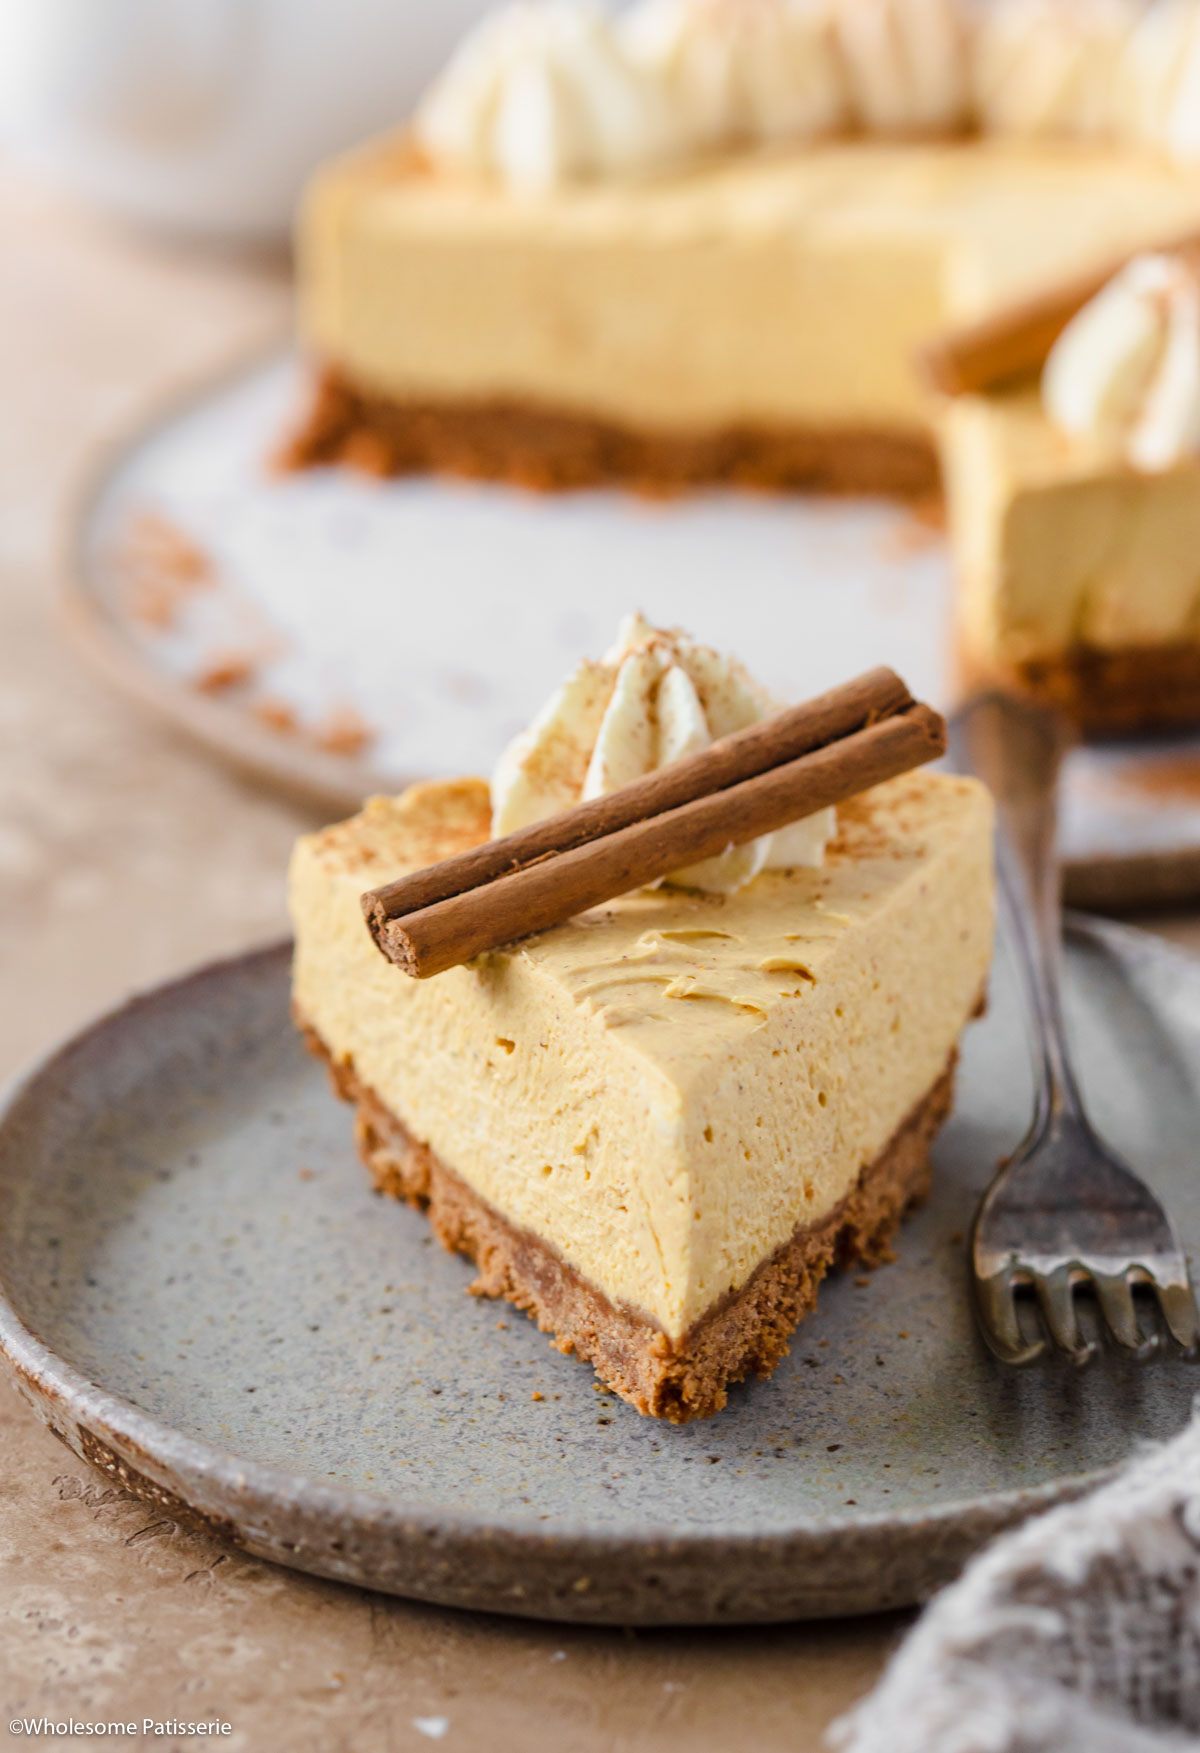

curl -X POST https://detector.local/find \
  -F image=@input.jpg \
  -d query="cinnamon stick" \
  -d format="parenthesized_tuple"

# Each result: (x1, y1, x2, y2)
(919, 229, 1200, 398)
(365, 701, 945, 980)
(363, 665, 910, 943)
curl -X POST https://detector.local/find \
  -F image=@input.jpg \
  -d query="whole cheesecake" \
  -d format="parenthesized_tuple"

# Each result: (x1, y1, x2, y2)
(281, 0, 1200, 731)
(288, 133, 1200, 498)
(290, 618, 995, 1419)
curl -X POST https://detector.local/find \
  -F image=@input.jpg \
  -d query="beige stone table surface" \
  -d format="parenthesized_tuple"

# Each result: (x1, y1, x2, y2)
(2, 159, 1198, 1753)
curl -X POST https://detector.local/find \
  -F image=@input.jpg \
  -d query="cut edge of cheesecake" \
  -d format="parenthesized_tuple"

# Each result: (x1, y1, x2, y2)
(942, 387, 1200, 735)
(299, 1012, 965, 1422)
(958, 636, 1200, 738)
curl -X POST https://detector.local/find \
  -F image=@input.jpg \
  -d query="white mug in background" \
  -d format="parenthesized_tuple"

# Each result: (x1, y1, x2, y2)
(0, 0, 496, 242)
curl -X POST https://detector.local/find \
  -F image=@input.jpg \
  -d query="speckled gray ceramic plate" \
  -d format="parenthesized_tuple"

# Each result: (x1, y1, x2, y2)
(1, 917, 1199, 1625)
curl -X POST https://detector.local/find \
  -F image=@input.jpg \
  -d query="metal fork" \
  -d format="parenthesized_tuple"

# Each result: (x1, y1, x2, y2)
(950, 691, 1199, 1366)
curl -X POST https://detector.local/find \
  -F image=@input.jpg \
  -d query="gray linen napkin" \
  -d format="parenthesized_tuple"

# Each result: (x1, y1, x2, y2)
(833, 1410, 1200, 1753)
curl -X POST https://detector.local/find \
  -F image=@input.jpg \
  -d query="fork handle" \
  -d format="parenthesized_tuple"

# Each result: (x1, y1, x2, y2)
(949, 692, 1087, 1129)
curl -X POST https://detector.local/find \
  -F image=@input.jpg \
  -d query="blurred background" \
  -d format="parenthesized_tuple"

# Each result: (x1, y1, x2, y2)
(0, 0, 498, 239)
(0, 0, 519, 1078)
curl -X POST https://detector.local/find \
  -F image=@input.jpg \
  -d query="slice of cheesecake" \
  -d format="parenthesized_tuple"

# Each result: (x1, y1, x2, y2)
(291, 758, 993, 1420)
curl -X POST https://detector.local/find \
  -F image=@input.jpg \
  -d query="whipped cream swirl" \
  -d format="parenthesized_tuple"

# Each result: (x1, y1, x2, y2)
(835, 0, 971, 135)
(415, 0, 1200, 186)
(414, 1, 682, 192)
(1124, 0, 1200, 164)
(491, 612, 836, 895)
(972, 0, 1141, 141)
(621, 0, 848, 147)
(1043, 251, 1200, 471)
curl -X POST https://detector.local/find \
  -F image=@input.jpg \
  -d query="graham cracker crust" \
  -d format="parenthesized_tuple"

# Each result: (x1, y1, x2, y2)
(963, 639, 1200, 736)
(299, 1013, 956, 1421)
(1014, 644, 1200, 736)
(278, 366, 940, 499)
